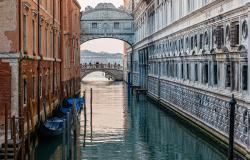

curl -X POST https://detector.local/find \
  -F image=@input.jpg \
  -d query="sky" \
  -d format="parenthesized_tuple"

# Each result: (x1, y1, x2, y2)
(79, 0, 125, 54)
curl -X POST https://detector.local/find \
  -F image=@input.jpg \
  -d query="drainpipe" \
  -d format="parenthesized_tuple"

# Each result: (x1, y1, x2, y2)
(37, 0, 41, 125)
(59, 0, 63, 103)
(18, 0, 23, 119)
(53, 0, 55, 95)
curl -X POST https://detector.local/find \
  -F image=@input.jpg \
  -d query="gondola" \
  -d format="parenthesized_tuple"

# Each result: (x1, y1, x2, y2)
(39, 97, 84, 137)
(39, 117, 65, 137)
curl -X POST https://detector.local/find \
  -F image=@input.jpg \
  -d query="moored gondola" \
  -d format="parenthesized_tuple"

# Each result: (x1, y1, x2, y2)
(39, 117, 65, 137)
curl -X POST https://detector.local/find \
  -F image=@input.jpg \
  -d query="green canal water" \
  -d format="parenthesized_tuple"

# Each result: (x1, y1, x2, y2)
(35, 72, 243, 160)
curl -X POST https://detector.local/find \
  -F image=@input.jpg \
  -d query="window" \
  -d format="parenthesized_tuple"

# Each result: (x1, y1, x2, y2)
(204, 64, 208, 83)
(23, 79, 27, 105)
(181, 63, 184, 79)
(214, 64, 218, 85)
(242, 65, 248, 90)
(50, 31, 53, 58)
(114, 22, 120, 29)
(215, 26, 224, 48)
(191, 37, 194, 49)
(39, 76, 42, 97)
(230, 23, 240, 46)
(195, 63, 198, 81)
(46, 28, 48, 57)
(186, 63, 190, 80)
(57, 34, 60, 59)
(32, 20, 36, 54)
(92, 22, 97, 29)
(199, 34, 203, 50)
(23, 15, 27, 52)
(226, 64, 231, 87)
(175, 63, 178, 78)
(32, 77, 35, 99)
(39, 25, 42, 54)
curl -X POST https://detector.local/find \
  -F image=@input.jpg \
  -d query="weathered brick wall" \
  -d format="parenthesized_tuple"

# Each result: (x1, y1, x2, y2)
(20, 60, 61, 124)
(0, 60, 11, 125)
(0, 0, 19, 53)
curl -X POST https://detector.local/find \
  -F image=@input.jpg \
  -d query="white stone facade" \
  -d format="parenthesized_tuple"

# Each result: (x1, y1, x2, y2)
(128, 0, 250, 155)
(80, 3, 134, 45)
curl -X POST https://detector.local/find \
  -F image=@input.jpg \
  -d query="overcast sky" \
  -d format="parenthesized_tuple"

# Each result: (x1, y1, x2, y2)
(79, 0, 125, 54)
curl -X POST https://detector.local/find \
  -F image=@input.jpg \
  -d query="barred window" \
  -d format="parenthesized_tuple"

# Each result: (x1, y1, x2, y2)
(186, 63, 190, 80)
(181, 63, 184, 79)
(204, 64, 208, 84)
(195, 63, 198, 81)
(199, 34, 203, 50)
(114, 22, 120, 29)
(242, 65, 248, 90)
(92, 22, 97, 29)
(226, 64, 231, 87)
(214, 64, 218, 85)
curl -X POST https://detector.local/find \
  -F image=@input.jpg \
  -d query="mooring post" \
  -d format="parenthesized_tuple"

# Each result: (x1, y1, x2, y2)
(90, 88, 93, 142)
(66, 112, 70, 159)
(26, 110, 30, 159)
(12, 116, 16, 160)
(4, 104, 8, 160)
(90, 88, 93, 113)
(62, 120, 66, 160)
(228, 94, 237, 160)
(83, 93, 87, 147)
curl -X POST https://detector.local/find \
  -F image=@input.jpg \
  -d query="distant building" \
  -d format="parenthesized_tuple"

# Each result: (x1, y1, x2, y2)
(0, 0, 80, 134)
(61, 0, 81, 99)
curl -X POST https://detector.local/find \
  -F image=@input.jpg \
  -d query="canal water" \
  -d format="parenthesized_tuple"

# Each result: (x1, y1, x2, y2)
(79, 72, 228, 160)
(35, 72, 242, 159)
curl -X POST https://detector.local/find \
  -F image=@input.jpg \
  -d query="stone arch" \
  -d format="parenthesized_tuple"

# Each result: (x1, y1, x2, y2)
(81, 69, 123, 81)
(80, 36, 133, 47)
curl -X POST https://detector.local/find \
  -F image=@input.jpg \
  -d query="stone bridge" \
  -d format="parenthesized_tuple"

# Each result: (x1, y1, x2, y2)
(80, 63, 124, 81)
(80, 3, 134, 45)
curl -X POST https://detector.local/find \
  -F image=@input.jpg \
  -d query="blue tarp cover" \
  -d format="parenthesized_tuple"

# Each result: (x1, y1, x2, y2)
(60, 97, 84, 114)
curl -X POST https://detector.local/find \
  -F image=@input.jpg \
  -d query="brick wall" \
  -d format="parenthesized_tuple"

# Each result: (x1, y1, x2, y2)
(0, 60, 11, 125)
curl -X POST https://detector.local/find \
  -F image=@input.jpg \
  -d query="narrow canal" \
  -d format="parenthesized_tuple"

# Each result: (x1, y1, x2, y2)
(35, 72, 243, 159)
(79, 73, 228, 160)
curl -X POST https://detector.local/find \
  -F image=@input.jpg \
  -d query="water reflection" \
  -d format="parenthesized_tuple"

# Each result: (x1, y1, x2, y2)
(80, 80, 228, 160)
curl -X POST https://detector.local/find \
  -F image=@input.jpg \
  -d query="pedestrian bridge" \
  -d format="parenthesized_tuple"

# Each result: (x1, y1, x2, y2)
(80, 63, 124, 81)
(80, 3, 134, 45)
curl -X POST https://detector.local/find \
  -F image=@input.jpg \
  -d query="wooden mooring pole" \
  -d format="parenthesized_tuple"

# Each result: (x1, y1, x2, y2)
(12, 116, 16, 160)
(66, 112, 70, 159)
(228, 94, 237, 160)
(83, 90, 87, 147)
(4, 104, 8, 160)
(62, 120, 66, 160)
(90, 88, 93, 142)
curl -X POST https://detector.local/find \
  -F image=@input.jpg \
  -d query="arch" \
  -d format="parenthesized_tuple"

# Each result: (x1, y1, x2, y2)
(80, 64, 124, 81)
(238, 45, 247, 52)
(80, 36, 133, 47)
(80, 3, 134, 45)
(81, 69, 123, 81)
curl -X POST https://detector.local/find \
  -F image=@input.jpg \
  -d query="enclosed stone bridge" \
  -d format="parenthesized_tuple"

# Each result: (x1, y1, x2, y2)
(81, 63, 124, 81)
(80, 3, 134, 45)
